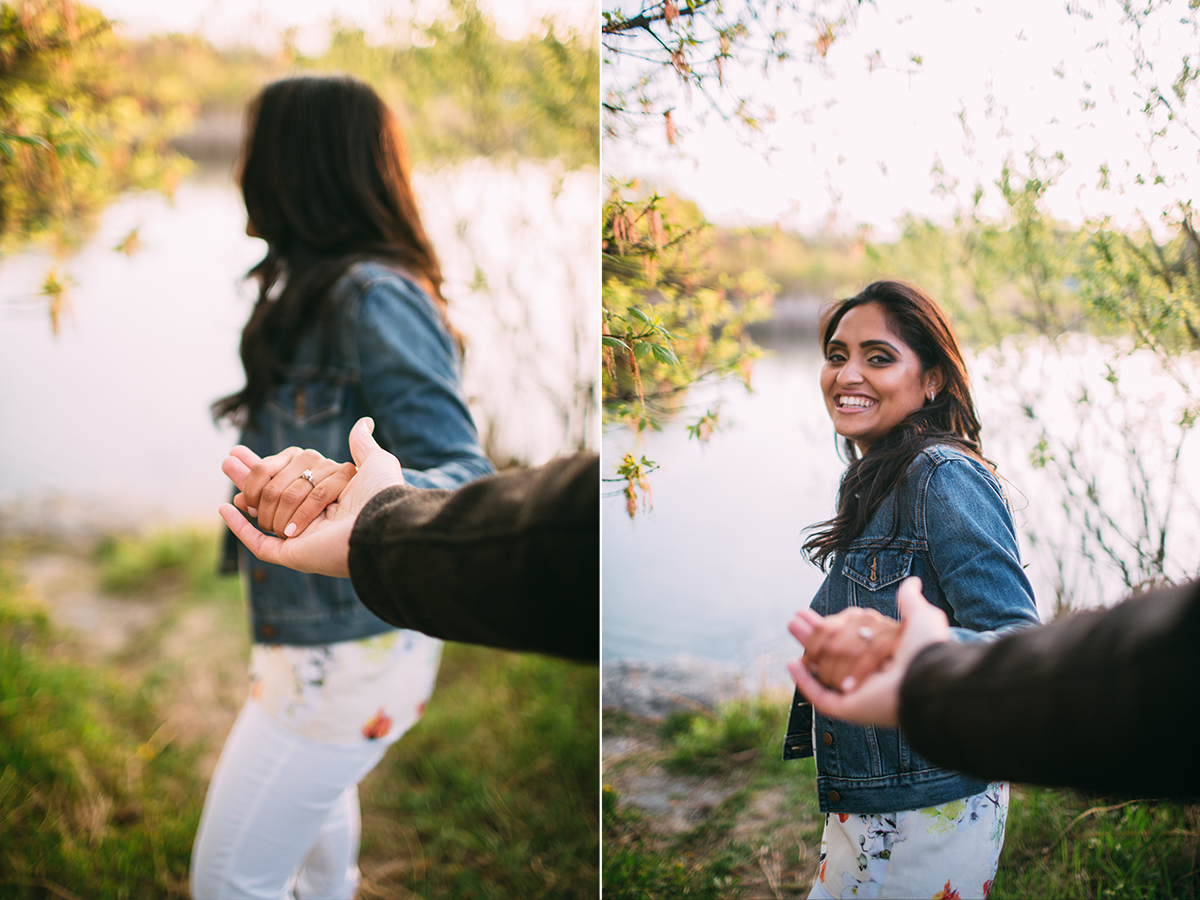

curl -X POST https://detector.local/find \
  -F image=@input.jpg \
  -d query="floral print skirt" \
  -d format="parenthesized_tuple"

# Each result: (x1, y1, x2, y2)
(808, 782, 1008, 900)
(249, 629, 442, 745)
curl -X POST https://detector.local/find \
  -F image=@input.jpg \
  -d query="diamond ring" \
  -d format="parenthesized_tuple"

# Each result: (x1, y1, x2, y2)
(300, 469, 315, 484)
(857, 626, 874, 641)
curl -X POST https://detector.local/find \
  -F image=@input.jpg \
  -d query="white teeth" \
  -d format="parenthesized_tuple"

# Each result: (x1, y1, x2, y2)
(839, 396, 875, 408)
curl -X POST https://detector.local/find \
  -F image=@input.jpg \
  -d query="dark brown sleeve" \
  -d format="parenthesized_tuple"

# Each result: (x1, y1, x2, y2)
(348, 453, 599, 662)
(899, 581, 1200, 799)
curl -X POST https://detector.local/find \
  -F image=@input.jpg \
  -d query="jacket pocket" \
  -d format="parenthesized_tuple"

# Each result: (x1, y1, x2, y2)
(842, 547, 913, 592)
(266, 373, 346, 428)
(264, 372, 348, 457)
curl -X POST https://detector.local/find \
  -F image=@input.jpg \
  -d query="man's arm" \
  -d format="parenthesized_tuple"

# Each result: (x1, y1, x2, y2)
(349, 454, 599, 663)
(900, 580, 1200, 798)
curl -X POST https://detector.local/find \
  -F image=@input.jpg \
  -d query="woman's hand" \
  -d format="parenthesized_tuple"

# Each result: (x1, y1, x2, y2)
(219, 417, 406, 578)
(787, 578, 950, 727)
(788, 606, 900, 693)
(225, 447, 357, 539)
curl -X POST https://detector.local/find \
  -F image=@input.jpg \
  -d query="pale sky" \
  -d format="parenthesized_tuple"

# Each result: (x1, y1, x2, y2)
(93, 0, 598, 52)
(604, 0, 1199, 237)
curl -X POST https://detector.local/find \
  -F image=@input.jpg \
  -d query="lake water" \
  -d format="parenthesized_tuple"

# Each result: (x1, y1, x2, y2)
(602, 330, 1200, 684)
(0, 160, 598, 533)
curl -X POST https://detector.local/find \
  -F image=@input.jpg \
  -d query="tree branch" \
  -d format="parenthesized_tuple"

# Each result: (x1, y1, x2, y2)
(602, 0, 718, 36)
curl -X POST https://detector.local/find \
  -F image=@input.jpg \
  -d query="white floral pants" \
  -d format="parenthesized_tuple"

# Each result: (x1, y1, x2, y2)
(807, 782, 1009, 900)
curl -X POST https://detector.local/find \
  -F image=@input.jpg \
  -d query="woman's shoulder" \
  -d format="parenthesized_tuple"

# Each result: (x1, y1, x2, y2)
(339, 260, 431, 301)
(908, 443, 998, 487)
(335, 261, 442, 326)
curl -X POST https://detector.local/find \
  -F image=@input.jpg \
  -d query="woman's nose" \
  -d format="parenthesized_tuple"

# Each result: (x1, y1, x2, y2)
(837, 360, 863, 385)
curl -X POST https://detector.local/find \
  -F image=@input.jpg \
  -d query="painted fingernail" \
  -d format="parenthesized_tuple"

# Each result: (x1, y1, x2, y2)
(248, 507, 258, 516)
(841, 676, 857, 692)
(284, 523, 296, 537)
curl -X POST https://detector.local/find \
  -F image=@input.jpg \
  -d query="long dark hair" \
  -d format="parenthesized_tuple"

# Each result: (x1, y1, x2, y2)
(213, 74, 447, 425)
(803, 280, 984, 570)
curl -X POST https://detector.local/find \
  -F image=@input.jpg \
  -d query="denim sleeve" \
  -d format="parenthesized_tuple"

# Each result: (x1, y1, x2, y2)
(349, 275, 494, 490)
(923, 457, 1041, 643)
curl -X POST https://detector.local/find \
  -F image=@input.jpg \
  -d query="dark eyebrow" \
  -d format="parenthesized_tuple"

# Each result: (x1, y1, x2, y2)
(825, 338, 901, 353)
(860, 339, 901, 353)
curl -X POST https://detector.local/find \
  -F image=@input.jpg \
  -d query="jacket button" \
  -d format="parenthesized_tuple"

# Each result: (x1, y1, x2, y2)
(822, 732, 833, 746)
(252, 568, 267, 583)
(828, 790, 840, 804)
(260, 623, 275, 639)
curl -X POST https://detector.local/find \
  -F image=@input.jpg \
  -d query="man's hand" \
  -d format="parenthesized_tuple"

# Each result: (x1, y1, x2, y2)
(219, 417, 405, 578)
(786, 577, 950, 727)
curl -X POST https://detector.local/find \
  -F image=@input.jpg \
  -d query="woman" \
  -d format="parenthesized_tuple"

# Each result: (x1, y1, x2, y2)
(782, 281, 1039, 900)
(192, 75, 493, 899)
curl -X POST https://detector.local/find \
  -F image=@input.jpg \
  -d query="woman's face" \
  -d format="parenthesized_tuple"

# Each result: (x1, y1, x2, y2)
(820, 301, 942, 455)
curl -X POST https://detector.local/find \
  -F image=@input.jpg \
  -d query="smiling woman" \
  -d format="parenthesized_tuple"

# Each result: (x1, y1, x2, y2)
(820, 302, 944, 454)
(784, 280, 1041, 900)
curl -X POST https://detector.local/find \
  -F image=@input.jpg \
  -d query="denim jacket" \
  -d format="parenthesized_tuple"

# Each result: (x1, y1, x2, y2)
(227, 261, 494, 646)
(783, 444, 1040, 813)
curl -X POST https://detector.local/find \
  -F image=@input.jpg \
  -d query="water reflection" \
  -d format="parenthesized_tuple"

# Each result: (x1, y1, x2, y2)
(0, 161, 597, 532)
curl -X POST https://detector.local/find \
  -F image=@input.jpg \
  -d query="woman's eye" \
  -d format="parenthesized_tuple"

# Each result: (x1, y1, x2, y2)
(826, 354, 845, 363)
(869, 354, 893, 365)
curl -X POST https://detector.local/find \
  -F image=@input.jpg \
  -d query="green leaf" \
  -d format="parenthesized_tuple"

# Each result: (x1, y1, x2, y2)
(601, 335, 629, 350)
(73, 146, 100, 167)
(649, 342, 680, 366)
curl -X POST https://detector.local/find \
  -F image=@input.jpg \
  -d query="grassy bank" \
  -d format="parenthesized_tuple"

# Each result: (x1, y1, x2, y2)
(603, 698, 1199, 899)
(0, 529, 598, 899)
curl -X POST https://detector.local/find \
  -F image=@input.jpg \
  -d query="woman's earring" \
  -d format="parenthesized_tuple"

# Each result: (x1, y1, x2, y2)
(928, 390, 935, 401)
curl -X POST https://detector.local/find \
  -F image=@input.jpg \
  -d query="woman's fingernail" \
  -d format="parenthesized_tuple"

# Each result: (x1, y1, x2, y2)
(284, 523, 296, 537)
(248, 507, 258, 516)
(841, 676, 857, 692)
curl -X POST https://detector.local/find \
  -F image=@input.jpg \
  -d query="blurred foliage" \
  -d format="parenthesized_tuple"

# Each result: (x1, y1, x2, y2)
(602, 0, 865, 148)
(309, 1, 598, 168)
(867, 152, 1094, 346)
(1, 0, 597, 334)
(120, 0, 598, 169)
(0, 1, 193, 261)
(707, 223, 871, 302)
(602, 185, 775, 513)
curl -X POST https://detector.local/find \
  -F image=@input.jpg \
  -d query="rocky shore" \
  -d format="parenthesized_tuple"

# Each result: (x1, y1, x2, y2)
(601, 655, 752, 719)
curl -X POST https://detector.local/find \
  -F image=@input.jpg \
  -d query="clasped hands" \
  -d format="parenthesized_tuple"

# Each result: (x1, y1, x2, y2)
(218, 416, 405, 578)
(787, 577, 950, 727)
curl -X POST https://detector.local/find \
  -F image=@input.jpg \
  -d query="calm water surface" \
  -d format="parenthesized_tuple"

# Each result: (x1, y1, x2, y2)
(0, 161, 597, 532)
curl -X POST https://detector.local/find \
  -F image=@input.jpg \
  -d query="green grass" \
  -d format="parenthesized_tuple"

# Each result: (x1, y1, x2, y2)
(661, 696, 785, 775)
(604, 697, 823, 899)
(0, 566, 203, 898)
(604, 698, 1200, 899)
(93, 528, 232, 596)
(1, 529, 599, 899)
(995, 788, 1199, 899)
(360, 645, 599, 898)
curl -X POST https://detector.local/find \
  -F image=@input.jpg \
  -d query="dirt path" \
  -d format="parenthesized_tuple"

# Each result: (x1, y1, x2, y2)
(603, 708, 823, 898)
(14, 544, 248, 779)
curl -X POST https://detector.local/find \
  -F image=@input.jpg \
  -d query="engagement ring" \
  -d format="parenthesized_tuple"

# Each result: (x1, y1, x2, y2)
(300, 469, 315, 484)
(857, 626, 874, 641)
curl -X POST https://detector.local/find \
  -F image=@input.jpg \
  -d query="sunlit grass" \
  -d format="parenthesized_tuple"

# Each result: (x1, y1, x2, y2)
(1, 529, 599, 899)
(360, 645, 600, 898)
(0, 565, 202, 899)
(93, 528, 234, 598)
(604, 699, 1200, 899)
